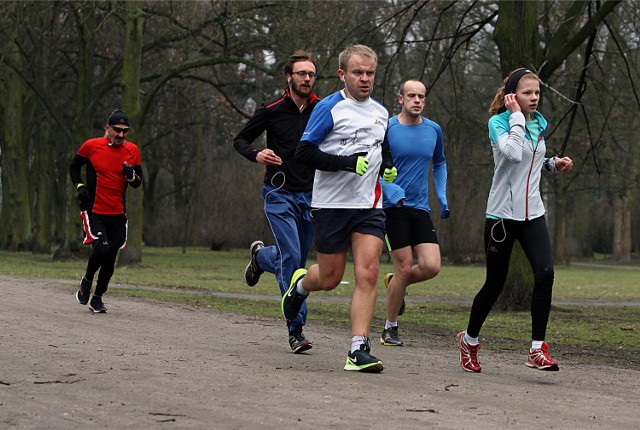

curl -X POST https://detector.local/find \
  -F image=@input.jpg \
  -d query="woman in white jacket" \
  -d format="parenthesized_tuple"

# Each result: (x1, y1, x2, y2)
(457, 68, 573, 373)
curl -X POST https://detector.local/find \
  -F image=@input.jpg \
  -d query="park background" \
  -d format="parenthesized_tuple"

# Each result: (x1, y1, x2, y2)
(0, 0, 637, 271)
(1, 5, 638, 427)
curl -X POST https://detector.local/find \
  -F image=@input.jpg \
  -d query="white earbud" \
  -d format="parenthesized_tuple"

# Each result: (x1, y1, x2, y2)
(287, 78, 291, 84)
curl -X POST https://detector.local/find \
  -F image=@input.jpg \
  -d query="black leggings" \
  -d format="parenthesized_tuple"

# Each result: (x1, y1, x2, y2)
(85, 214, 127, 296)
(466, 216, 554, 341)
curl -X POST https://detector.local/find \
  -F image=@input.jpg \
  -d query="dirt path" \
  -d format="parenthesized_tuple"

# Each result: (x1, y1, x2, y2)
(1, 275, 638, 429)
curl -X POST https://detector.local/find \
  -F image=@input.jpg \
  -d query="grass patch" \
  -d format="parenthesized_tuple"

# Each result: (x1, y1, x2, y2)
(1, 247, 638, 367)
(3, 247, 640, 300)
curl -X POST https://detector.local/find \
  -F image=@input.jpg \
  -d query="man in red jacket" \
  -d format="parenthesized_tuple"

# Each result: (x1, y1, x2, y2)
(69, 109, 142, 313)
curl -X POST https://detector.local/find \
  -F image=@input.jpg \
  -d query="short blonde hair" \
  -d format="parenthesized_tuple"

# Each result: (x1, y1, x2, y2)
(338, 44, 377, 71)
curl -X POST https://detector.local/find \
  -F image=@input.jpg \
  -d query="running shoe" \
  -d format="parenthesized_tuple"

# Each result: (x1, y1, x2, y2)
(344, 338, 384, 373)
(380, 326, 404, 346)
(89, 295, 107, 313)
(457, 331, 481, 373)
(526, 342, 559, 371)
(289, 331, 313, 354)
(281, 268, 307, 320)
(243, 240, 265, 287)
(75, 277, 91, 305)
(384, 273, 406, 316)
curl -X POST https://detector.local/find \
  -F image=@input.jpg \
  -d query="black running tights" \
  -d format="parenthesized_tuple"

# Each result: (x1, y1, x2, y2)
(85, 214, 127, 297)
(466, 216, 554, 341)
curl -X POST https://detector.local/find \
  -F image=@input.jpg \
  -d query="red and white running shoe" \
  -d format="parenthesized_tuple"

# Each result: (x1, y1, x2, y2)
(526, 342, 559, 371)
(457, 331, 481, 373)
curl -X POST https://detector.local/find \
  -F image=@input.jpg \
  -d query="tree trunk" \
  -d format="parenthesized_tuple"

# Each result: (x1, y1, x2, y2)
(0, 31, 31, 251)
(118, 0, 145, 266)
(32, 110, 54, 254)
(493, 1, 541, 72)
(612, 192, 632, 261)
(556, 189, 575, 264)
(32, 9, 55, 254)
(492, 0, 541, 310)
(495, 242, 533, 311)
(491, 0, 622, 309)
(55, 2, 96, 260)
(187, 83, 205, 249)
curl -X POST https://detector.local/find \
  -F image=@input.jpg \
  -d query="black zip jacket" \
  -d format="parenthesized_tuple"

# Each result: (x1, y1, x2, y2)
(233, 89, 321, 192)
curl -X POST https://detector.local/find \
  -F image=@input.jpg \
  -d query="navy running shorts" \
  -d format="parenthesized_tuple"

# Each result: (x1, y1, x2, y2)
(311, 208, 386, 254)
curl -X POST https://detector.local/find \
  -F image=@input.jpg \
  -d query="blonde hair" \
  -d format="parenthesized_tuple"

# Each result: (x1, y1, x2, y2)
(338, 44, 377, 71)
(488, 68, 539, 115)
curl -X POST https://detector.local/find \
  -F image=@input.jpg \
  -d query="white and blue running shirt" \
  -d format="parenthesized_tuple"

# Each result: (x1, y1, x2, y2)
(301, 90, 389, 209)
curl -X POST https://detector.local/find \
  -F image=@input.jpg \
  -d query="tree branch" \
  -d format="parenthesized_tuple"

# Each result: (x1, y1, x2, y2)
(539, 0, 622, 80)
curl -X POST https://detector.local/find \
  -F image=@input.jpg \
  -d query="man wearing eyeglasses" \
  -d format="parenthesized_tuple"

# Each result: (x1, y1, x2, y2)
(233, 51, 321, 353)
(69, 109, 142, 313)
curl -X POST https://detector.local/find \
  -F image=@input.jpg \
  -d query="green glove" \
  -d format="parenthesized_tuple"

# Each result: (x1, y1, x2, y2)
(345, 152, 369, 176)
(355, 156, 369, 176)
(383, 166, 397, 184)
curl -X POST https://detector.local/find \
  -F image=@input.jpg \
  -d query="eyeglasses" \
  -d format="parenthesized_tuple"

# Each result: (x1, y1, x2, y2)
(293, 71, 317, 79)
(111, 126, 129, 134)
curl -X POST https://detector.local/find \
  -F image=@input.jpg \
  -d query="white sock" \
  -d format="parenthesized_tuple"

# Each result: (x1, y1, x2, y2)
(464, 331, 479, 345)
(295, 279, 309, 297)
(385, 320, 398, 330)
(531, 340, 543, 351)
(351, 335, 367, 353)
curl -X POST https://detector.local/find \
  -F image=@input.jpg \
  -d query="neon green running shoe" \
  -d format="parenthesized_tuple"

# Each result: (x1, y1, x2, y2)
(282, 268, 307, 320)
(344, 338, 383, 373)
(384, 273, 406, 316)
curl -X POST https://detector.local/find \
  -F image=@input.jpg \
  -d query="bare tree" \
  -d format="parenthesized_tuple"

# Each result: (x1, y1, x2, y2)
(492, 0, 622, 310)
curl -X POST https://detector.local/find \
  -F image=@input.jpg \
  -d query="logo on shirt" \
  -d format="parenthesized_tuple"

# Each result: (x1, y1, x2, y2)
(374, 119, 385, 127)
(340, 128, 371, 146)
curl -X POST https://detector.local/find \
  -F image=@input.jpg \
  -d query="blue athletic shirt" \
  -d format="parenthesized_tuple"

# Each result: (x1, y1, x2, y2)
(301, 90, 389, 209)
(380, 116, 448, 213)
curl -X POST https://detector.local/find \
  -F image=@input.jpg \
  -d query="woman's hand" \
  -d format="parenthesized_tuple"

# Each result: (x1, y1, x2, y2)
(555, 156, 573, 172)
(505, 93, 520, 113)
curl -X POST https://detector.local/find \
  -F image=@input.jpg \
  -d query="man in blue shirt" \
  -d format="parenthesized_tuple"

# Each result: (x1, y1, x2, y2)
(379, 79, 449, 347)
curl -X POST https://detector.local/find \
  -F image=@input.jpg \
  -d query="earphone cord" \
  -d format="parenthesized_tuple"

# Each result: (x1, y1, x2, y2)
(288, 83, 309, 112)
(263, 171, 288, 298)
(265, 172, 285, 199)
(490, 218, 506, 243)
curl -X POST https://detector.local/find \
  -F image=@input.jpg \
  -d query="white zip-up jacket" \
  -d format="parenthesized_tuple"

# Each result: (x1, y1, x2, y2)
(486, 110, 557, 221)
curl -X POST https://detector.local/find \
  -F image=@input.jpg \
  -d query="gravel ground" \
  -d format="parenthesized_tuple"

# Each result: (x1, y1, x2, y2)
(1, 275, 638, 429)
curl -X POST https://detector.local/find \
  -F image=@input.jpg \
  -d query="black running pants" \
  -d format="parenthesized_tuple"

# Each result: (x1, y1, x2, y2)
(466, 216, 554, 341)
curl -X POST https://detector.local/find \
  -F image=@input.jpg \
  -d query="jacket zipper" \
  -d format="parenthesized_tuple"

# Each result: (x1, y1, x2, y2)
(524, 133, 543, 219)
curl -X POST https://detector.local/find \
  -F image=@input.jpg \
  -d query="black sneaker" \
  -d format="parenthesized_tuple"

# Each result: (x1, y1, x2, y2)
(243, 241, 265, 286)
(380, 326, 404, 346)
(384, 273, 406, 316)
(344, 338, 383, 373)
(89, 295, 107, 313)
(281, 269, 307, 320)
(75, 277, 91, 305)
(289, 332, 313, 354)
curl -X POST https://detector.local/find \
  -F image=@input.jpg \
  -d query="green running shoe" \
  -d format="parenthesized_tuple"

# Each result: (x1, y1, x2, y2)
(344, 338, 383, 373)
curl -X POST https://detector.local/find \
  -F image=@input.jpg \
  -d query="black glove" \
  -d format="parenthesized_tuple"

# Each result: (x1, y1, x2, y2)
(76, 184, 90, 204)
(122, 164, 135, 182)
